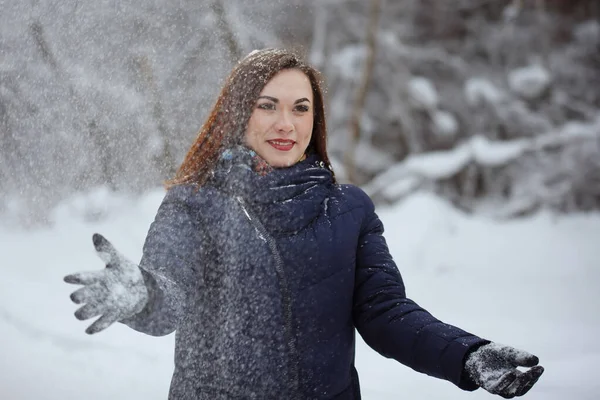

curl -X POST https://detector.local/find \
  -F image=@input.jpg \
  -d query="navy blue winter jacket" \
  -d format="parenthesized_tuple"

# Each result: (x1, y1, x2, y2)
(124, 149, 488, 399)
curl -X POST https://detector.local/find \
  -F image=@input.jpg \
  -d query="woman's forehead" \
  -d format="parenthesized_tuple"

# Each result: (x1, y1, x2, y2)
(259, 69, 313, 99)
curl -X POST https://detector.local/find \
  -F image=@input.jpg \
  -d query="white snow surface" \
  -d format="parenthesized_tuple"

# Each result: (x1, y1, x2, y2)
(1, 188, 599, 400)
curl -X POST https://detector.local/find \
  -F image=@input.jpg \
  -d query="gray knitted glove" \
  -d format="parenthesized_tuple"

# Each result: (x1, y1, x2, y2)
(465, 342, 544, 398)
(64, 233, 149, 334)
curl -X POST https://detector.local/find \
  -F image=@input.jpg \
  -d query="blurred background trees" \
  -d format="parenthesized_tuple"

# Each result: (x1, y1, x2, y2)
(1, 0, 599, 225)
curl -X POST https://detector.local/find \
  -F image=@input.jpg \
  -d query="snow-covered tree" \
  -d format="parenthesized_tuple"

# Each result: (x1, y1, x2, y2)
(2, 0, 599, 225)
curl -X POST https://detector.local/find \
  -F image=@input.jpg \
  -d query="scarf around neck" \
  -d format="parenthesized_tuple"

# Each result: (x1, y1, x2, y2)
(209, 145, 334, 234)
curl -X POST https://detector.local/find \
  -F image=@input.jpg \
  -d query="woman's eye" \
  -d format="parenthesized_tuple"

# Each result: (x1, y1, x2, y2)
(295, 105, 310, 112)
(257, 103, 275, 110)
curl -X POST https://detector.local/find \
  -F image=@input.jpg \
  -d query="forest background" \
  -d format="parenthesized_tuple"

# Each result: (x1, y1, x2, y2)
(1, 0, 599, 225)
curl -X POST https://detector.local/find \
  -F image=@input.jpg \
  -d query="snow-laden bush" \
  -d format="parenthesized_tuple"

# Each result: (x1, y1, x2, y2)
(364, 115, 600, 218)
(508, 64, 552, 100)
(322, 1, 600, 215)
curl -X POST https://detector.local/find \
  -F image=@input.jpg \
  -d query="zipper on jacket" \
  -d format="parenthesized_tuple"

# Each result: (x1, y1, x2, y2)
(236, 197, 301, 398)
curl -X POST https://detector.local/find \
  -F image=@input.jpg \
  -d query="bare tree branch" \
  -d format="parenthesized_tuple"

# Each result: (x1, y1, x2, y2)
(134, 55, 177, 179)
(29, 22, 59, 71)
(309, 2, 329, 70)
(212, 0, 242, 63)
(88, 120, 116, 190)
(29, 20, 117, 190)
(345, 0, 383, 183)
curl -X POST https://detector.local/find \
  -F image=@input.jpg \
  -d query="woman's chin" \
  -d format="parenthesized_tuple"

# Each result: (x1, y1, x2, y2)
(264, 154, 299, 168)
(269, 160, 293, 168)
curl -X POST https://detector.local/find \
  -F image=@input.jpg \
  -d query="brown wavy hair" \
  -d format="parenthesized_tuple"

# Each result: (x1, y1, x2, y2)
(167, 48, 335, 188)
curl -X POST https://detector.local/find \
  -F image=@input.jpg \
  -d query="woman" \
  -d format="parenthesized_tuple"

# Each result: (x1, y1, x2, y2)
(64, 49, 544, 399)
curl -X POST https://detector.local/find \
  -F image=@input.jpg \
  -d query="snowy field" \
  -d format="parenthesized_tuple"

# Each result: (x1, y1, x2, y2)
(1, 187, 599, 400)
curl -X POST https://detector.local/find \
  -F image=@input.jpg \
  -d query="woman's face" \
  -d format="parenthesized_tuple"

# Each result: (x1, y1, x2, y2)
(245, 68, 314, 168)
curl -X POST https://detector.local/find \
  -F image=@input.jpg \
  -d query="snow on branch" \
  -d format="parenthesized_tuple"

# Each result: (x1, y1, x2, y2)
(364, 115, 600, 201)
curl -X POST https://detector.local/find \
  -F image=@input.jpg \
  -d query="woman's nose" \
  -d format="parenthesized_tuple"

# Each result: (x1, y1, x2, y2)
(275, 111, 294, 133)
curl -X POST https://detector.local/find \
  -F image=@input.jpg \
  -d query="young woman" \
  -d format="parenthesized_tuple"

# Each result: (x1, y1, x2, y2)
(64, 49, 544, 399)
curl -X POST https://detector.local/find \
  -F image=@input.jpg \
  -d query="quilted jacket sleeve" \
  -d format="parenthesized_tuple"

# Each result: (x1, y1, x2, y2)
(122, 185, 206, 336)
(350, 186, 489, 390)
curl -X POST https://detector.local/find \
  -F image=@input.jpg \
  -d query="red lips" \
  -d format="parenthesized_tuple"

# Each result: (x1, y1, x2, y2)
(267, 139, 295, 151)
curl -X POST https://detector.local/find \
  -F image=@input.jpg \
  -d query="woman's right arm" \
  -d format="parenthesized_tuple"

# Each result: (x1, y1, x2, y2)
(121, 185, 206, 336)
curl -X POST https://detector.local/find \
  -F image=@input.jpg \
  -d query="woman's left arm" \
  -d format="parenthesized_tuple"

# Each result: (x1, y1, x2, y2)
(351, 190, 488, 390)
(352, 188, 544, 396)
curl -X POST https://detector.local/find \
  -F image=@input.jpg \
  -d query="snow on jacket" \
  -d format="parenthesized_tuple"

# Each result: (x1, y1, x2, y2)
(123, 148, 489, 399)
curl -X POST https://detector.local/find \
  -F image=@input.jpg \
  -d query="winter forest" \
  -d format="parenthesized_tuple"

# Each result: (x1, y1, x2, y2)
(1, 0, 600, 399)
(1, 0, 599, 223)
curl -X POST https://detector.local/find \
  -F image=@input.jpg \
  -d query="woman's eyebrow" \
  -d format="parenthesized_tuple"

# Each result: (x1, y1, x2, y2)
(258, 95, 279, 103)
(257, 96, 311, 104)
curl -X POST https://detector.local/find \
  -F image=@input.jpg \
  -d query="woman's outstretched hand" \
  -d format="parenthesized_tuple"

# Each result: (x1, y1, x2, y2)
(465, 342, 544, 398)
(64, 233, 149, 334)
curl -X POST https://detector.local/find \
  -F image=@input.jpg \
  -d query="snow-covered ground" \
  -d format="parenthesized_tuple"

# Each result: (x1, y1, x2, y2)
(1, 188, 599, 400)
